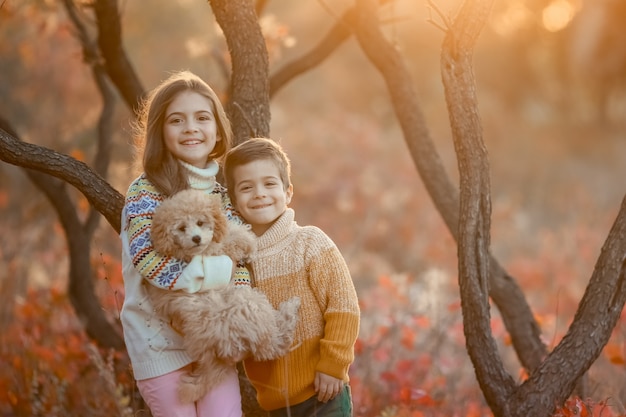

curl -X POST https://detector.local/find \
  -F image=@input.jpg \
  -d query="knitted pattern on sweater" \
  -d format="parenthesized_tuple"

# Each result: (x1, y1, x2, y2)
(124, 175, 239, 289)
(243, 208, 360, 411)
(120, 169, 247, 380)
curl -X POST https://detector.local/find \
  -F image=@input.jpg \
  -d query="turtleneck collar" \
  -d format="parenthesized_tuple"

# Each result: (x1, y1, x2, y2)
(179, 160, 219, 191)
(256, 208, 296, 251)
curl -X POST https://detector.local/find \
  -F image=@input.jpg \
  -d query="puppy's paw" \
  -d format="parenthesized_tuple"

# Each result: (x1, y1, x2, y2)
(280, 296, 301, 319)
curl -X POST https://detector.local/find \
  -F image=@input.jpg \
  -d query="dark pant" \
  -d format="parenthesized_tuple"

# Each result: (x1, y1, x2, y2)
(268, 385, 353, 417)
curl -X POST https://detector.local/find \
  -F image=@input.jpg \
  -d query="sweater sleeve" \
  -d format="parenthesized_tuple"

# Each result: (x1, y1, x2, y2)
(124, 178, 218, 292)
(307, 230, 361, 380)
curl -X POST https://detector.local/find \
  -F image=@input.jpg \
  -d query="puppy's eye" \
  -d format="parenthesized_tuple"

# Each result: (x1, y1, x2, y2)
(178, 225, 187, 232)
(197, 220, 204, 227)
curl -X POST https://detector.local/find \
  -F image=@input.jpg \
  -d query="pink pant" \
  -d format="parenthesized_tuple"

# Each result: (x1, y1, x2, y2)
(136, 365, 242, 417)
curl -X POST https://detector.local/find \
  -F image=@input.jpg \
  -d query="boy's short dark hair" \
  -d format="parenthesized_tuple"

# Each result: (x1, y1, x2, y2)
(224, 137, 291, 205)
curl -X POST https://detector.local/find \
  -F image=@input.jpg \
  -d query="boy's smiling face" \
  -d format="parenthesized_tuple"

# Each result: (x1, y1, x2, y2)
(231, 158, 293, 236)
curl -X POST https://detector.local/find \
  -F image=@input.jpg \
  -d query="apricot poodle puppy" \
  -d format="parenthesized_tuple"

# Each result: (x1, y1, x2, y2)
(146, 189, 301, 403)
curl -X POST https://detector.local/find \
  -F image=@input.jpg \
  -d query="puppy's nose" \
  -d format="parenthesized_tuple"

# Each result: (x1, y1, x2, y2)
(192, 235, 202, 245)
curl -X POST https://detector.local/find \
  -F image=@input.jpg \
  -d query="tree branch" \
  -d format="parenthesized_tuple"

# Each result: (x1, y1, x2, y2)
(437, 0, 517, 412)
(352, 0, 547, 382)
(0, 124, 124, 234)
(269, 7, 355, 97)
(26, 168, 125, 349)
(93, 0, 145, 113)
(62, 0, 117, 236)
(513, 195, 626, 415)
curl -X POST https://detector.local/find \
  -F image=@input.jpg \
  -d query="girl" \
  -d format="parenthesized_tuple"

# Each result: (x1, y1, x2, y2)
(120, 71, 244, 417)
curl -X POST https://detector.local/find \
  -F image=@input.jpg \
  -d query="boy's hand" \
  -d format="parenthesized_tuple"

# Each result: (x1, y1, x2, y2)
(314, 372, 343, 403)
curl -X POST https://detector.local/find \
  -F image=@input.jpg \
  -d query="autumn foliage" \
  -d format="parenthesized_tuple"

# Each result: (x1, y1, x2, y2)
(2, 1, 626, 416)
(2, 228, 626, 416)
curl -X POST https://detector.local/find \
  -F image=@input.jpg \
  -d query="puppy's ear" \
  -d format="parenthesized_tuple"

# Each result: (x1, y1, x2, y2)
(210, 198, 228, 243)
(151, 207, 169, 253)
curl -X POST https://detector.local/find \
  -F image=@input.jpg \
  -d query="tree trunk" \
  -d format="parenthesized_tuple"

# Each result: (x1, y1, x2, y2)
(438, 0, 626, 415)
(210, 0, 271, 144)
(352, 0, 547, 375)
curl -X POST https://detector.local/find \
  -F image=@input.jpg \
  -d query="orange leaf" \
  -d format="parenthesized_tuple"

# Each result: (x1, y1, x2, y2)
(401, 326, 415, 349)
(604, 342, 625, 365)
(378, 275, 394, 289)
(70, 149, 86, 162)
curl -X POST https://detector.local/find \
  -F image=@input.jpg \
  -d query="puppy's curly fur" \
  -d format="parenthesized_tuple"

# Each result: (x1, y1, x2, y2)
(147, 189, 301, 404)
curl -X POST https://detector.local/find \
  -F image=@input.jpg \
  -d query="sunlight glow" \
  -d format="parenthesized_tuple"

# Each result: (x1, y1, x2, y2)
(185, 37, 208, 58)
(491, 3, 533, 37)
(542, 0, 577, 32)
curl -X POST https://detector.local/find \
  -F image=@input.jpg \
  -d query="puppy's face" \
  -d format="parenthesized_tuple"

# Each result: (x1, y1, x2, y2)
(169, 213, 216, 257)
(151, 190, 228, 261)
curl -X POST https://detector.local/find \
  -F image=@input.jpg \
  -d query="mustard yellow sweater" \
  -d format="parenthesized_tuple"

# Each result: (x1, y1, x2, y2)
(243, 209, 360, 411)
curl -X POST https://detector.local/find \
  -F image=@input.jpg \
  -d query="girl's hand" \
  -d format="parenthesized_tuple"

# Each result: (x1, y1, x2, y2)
(314, 372, 343, 403)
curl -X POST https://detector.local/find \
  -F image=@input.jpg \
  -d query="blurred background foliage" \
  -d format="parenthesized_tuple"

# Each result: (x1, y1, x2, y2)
(1, 0, 626, 415)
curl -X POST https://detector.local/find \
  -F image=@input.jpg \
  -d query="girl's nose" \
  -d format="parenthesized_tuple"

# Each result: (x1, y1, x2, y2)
(184, 121, 198, 132)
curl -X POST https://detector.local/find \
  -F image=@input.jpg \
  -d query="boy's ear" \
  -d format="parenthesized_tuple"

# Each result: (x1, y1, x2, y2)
(286, 184, 294, 205)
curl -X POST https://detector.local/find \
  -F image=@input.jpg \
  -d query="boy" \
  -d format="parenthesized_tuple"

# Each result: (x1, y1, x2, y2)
(224, 137, 360, 417)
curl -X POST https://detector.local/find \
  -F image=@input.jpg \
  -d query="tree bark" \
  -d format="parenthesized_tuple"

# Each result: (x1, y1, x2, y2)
(437, 0, 518, 413)
(0, 119, 125, 350)
(0, 125, 124, 234)
(510, 198, 626, 416)
(27, 169, 125, 350)
(2, 1, 626, 415)
(438, 0, 626, 415)
(210, 0, 271, 144)
(351, 0, 547, 375)
(93, 0, 145, 113)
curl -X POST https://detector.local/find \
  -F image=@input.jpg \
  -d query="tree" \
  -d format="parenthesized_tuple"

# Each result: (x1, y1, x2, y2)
(0, 0, 625, 416)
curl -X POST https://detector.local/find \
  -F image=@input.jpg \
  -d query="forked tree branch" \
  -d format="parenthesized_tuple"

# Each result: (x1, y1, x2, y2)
(351, 0, 547, 381)
(438, 0, 626, 415)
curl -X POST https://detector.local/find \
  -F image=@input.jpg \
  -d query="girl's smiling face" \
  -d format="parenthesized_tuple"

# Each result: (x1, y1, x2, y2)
(163, 90, 220, 167)
(231, 159, 293, 236)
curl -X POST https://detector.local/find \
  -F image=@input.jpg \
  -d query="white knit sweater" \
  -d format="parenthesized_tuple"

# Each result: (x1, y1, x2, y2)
(119, 161, 235, 380)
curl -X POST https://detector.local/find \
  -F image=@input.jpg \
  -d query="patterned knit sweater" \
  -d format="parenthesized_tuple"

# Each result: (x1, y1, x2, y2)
(120, 162, 247, 380)
(243, 208, 360, 411)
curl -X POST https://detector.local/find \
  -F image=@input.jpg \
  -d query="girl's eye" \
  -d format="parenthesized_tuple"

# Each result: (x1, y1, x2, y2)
(197, 112, 214, 121)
